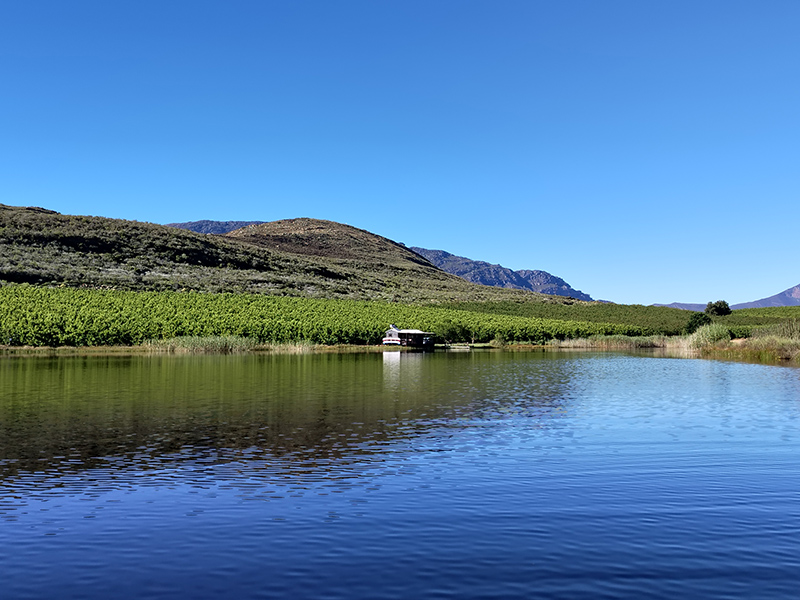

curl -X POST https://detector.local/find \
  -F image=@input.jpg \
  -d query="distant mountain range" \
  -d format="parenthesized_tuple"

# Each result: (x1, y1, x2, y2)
(165, 221, 593, 301)
(658, 284, 800, 311)
(409, 248, 593, 301)
(166, 219, 798, 309)
(166, 220, 265, 234)
(733, 285, 800, 309)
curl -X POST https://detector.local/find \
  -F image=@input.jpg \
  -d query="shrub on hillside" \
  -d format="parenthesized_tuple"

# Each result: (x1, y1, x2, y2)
(685, 312, 712, 334)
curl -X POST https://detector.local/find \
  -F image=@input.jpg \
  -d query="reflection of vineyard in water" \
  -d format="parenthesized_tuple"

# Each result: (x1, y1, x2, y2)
(0, 352, 576, 509)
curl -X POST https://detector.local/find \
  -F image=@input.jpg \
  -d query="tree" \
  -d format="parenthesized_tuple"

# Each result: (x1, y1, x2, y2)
(433, 319, 468, 344)
(705, 300, 732, 317)
(685, 312, 712, 334)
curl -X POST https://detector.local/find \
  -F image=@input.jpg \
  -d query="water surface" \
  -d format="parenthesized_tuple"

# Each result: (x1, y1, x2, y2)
(1, 351, 799, 599)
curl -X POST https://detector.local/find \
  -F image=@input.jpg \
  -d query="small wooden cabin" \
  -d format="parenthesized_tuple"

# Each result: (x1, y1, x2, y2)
(382, 325, 435, 348)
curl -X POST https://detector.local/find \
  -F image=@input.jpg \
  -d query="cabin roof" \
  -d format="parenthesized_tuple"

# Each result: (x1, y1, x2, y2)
(386, 328, 432, 334)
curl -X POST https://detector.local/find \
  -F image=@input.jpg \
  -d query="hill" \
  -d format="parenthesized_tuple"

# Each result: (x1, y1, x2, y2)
(228, 218, 432, 265)
(0, 204, 566, 304)
(411, 247, 593, 301)
(167, 221, 594, 301)
(732, 284, 800, 309)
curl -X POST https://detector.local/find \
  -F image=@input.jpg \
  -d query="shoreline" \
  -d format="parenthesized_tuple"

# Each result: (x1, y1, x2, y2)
(0, 343, 385, 357)
(2, 339, 798, 367)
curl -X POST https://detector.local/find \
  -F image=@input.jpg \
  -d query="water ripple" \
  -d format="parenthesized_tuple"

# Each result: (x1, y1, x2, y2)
(2, 352, 800, 599)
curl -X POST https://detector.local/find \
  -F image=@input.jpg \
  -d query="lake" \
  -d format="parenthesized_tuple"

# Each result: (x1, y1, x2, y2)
(2, 350, 800, 599)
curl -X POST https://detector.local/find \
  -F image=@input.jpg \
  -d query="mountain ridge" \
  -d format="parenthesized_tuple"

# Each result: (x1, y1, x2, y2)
(410, 247, 593, 301)
(731, 284, 800, 309)
(166, 219, 594, 302)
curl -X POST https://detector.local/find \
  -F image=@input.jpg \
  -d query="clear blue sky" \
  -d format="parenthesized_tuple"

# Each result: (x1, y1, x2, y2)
(2, 1, 798, 305)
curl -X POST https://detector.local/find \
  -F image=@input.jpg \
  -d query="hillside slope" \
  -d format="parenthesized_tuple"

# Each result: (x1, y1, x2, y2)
(0, 205, 561, 304)
(411, 247, 593, 301)
(227, 218, 432, 265)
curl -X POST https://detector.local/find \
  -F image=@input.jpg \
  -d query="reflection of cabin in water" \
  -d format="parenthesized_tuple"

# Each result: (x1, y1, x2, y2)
(382, 325, 435, 348)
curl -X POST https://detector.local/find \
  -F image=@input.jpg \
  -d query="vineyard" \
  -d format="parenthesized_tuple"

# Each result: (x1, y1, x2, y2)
(439, 301, 800, 337)
(0, 285, 646, 347)
(439, 300, 694, 335)
(719, 306, 800, 325)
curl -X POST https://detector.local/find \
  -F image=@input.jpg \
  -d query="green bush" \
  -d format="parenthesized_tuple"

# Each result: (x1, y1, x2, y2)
(489, 333, 507, 347)
(685, 312, 712, 334)
(690, 323, 732, 348)
(705, 300, 732, 316)
(727, 325, 753, 339)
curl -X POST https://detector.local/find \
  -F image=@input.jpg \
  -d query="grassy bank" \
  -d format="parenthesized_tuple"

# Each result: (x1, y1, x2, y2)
(546, 322, 800, 365)
(0, 338, 384, 356)
(700, 319, 800, 363)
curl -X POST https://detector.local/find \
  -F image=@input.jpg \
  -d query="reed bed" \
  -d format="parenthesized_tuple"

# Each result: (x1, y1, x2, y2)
(547, 335, 670, 350)
(711, 336, 800, 363)
(687, 322, 800, 363)
(258, 341, 328, 354)
(144, 335, 259, 354)
(751, 319, 800, 341)
(144, 336, 335, 355)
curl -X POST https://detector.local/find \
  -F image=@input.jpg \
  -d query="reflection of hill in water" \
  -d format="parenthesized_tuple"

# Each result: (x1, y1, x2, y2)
(0, 352, 577, 499)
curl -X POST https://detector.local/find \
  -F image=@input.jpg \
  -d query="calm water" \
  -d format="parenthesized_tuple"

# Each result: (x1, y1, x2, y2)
(1, 350, 800, 599)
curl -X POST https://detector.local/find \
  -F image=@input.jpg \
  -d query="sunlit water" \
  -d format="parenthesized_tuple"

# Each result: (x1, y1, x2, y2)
(1, 351, 799, 599)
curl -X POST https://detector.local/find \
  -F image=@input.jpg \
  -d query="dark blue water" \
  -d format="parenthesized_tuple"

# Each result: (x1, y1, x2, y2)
(1, 351, 800, 599)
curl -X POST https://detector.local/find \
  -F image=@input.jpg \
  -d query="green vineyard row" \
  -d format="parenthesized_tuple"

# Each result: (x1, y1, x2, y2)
(0, 285, 647, 347)
(440, 301, 800, 335)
